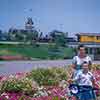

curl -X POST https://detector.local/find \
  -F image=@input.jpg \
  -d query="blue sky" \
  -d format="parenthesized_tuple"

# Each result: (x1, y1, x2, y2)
(0, 0, 100, 35)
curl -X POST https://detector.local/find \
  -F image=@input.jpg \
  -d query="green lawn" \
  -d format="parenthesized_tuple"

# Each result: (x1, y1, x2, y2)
(0, 44, 74, 60)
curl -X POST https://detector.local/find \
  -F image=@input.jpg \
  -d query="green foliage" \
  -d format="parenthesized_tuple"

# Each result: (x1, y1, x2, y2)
(0, 44, 74, 60)
(8, 29, 39, 43)
(0, 77, 34, 95)
(18, 95, 31, 100)
(0, 67, 70, 98)
(27, 68, 68, 86)
(55, 35, 66, 47)
(27, 68, 56, 86)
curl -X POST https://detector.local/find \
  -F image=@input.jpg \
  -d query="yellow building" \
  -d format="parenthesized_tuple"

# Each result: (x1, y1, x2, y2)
(76, 33, 100, 43)
(76, 33, 100, 60)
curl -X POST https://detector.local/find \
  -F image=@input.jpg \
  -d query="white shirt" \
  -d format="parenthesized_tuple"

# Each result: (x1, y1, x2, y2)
(74, 71, 95, 86)
(72, 55, 92, 67)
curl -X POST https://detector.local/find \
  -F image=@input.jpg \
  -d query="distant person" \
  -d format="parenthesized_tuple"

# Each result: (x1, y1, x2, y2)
(71, 44, 92, 78)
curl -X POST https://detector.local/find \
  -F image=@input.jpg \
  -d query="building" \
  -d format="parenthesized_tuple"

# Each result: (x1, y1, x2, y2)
(8, 17, 36, 41)
(76, 33, 100, 43)
(25, 17, 34, 31)
(76, 33, 100, 60)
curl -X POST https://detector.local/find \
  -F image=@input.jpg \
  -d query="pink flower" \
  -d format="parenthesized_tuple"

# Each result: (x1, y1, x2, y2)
(1, 76, 8, 81)
(15, 72, 25, 79)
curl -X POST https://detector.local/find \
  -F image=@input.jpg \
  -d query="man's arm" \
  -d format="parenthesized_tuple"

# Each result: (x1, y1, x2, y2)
(91, 74, 96, 87)
(88, 56, 92, 70)
(71, 56, 77, 69)
(68, 73, 80, 84)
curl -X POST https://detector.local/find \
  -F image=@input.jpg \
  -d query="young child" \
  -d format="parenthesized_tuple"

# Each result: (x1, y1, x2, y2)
(72, 61, 96, 100)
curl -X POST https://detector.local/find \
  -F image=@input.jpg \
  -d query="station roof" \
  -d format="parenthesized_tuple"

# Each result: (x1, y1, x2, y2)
(76, 33, 100, 36)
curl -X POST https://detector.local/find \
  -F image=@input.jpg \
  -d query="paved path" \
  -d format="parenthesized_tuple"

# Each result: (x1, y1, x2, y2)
(0, 60, 99, 75)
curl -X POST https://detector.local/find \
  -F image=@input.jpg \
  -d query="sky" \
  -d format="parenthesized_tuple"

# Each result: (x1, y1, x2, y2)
(0, 0, 100, 36)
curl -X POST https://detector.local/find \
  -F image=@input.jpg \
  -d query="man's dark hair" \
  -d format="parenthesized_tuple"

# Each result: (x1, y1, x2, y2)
(78, 44, 85, 50)
(82, 61, 88, 65)
(82, 61, 89, 67)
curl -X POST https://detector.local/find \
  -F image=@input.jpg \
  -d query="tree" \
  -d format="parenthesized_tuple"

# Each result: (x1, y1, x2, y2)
(8, 28, 39, 44)
(8, 28, 18, 41)
(39, 32, 43, 38)
(50, 30, 67, 47)
(55, 34, 66, 47)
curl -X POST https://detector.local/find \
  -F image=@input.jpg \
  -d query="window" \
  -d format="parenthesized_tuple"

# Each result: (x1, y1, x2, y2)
(96, 36, 100, 40)
(88, 36, 94, 38)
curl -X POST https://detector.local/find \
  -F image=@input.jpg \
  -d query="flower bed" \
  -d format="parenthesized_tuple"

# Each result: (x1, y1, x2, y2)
(0, 94, 68, 100)
(0, 64, 100, 100)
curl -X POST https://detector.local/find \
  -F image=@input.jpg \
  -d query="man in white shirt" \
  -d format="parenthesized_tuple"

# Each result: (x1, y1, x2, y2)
(72, 45, 92, 69)
(73, 61, 96, 100)
(74, 62, 94, 86)
(71, 45, 92, 78)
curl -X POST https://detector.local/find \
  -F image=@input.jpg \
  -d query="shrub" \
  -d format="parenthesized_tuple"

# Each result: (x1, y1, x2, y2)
(0, 77, 37, 96)
(27, 67, 68, 86)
